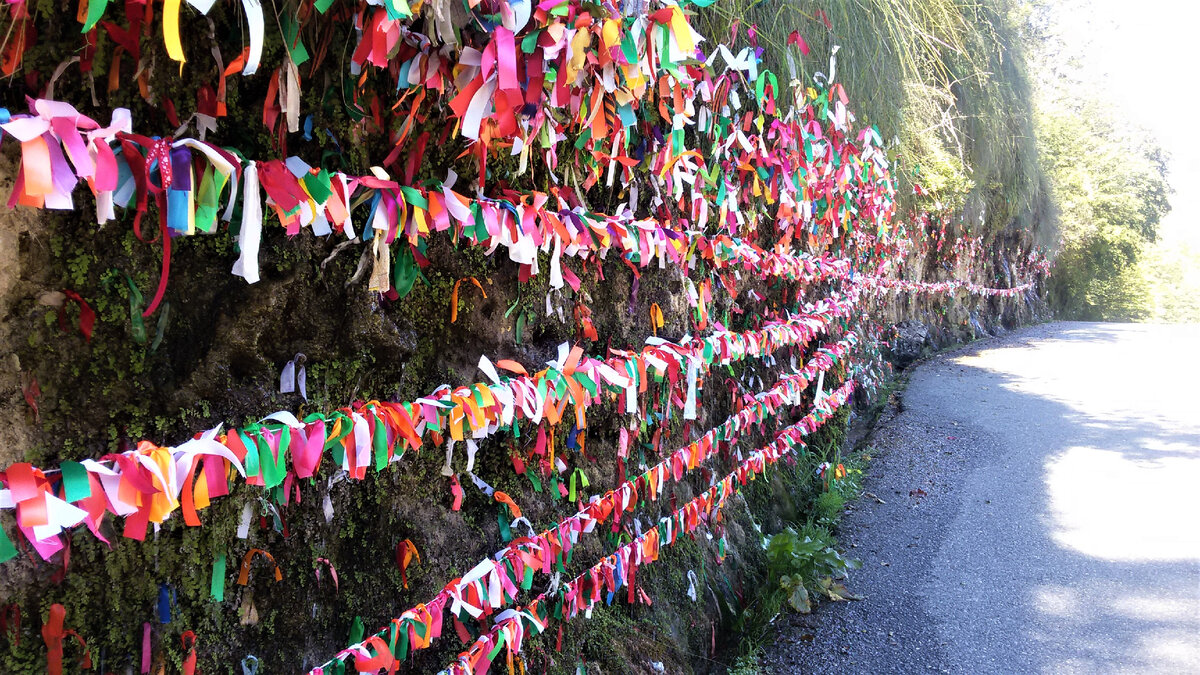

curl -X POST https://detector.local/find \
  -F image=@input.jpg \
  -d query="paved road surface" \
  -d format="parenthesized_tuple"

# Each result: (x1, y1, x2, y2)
(760, 322, 1200, 674)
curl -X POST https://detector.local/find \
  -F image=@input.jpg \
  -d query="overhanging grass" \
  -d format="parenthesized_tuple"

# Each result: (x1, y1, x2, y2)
(694, 0, 1046, 242)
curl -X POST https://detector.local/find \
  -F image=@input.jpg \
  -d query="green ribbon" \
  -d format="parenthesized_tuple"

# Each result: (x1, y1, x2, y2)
(281, 15, 311, 66)
(471, 204, 488, 242)
(0, 523, 17, 562)
(568, 468, 589, 502)
(303, 169, 334, 205)
(237, 430, 260, 480)
(398, 186, 428, 210)
(81, 0, 108, 33)
(574, 372, 597, 396)
(383, 0, 411, 19)
(150, 301, 170, 352)
(254, 428, 287, 489)
(210, 552, 227, 601)
(389, 622, 403, 660)
(125, 274, 147, 344)
(498, 509, 511, 543)
(515, 310, 529, 344)
(60, 461, 91, 502)
(487, 634, 506, 662)
(372, 412, 388, 470)
(621, 32, 639, 63)
(521, 30, 542, 54)
(194, 164, 227, 232)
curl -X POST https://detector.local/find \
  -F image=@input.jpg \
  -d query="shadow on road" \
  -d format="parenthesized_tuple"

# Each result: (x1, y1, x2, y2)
(933, 322, 1199, 673)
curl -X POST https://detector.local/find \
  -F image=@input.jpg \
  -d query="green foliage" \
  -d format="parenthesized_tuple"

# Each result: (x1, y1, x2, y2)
(727, 650, 766, 675)
(1038, 100, 1172, 320)
(1141, 236, 1200, 323)
(765, 527, 861, 614)
(813, 490, 845, 526)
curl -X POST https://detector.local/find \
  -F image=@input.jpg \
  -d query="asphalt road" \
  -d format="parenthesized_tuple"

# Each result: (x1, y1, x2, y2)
(760, 322, 1200, 674)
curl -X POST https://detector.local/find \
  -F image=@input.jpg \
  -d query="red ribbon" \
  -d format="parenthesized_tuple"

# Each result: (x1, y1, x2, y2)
(116, 133, 175, 317)
(41, 604, 90, 675)
(181, 630, 198, 675)
(20, 373, 39, 422)
(57, 290, 95, 340)
(449, 474, 463, 511)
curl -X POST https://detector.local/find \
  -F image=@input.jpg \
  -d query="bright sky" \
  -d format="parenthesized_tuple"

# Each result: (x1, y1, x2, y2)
(1053, 0, 1200, 245)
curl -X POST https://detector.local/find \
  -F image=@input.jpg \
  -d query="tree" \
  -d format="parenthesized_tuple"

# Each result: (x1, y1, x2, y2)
(1038, 100, 1171, 320)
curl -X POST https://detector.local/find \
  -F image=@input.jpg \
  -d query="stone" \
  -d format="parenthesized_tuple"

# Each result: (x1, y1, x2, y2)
(889, 320, 931, 368)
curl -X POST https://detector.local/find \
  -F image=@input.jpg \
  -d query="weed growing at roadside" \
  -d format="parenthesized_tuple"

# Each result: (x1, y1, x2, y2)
(727, 647, 766, 675)
(814, 491, 847, 526)
(766, 528, 863, 614)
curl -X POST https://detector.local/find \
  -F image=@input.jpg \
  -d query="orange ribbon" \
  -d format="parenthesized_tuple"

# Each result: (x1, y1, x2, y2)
(236, 548, 282, 585)
(396, 539, 420, 589)
(494, 492, 522, 519)
(450, 277, 487, 323)
(495, 359, 528, 376)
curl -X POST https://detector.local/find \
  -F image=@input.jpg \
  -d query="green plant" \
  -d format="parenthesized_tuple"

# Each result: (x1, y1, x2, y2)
(813, 491, 846, 526)
(797, 522, 834, 547)
(832, 454, 867, 499)
(727, 649, 765, 675)
(765, 528, 862, 614)
(694, 0, 1045, 234)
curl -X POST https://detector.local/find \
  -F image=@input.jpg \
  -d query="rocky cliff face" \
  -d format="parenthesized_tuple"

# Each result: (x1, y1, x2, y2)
(881, 240, 1053, 369)
(0, 147, 846, 672)
(0, 160, 1048, 675)
(0, 3, 1050, 673)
